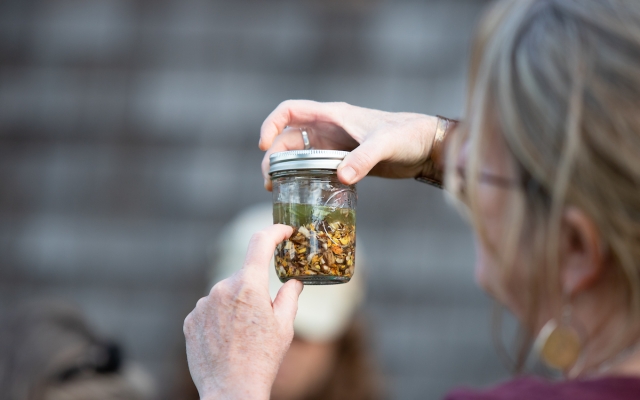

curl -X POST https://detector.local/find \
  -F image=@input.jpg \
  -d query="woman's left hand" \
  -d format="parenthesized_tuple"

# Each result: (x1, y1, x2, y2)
(183, 224, 304, 400)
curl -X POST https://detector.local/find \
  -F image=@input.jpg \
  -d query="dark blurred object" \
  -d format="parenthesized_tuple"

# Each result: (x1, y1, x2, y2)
(56, 341, 121, 382)
(0, 300, 155, 400)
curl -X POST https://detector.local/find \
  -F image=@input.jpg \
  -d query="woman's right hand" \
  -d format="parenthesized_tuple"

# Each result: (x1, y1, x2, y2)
(259, 100, 438, 190)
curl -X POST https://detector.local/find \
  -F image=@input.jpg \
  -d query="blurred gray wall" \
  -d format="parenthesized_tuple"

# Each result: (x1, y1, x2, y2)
(0, 0, 510, 399)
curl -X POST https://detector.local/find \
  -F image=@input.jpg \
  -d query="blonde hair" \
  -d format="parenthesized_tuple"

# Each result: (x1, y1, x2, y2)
(447, 0, 640, 371)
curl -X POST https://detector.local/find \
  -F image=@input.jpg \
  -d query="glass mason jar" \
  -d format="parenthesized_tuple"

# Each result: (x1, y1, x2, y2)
(269, 150, 357, 285)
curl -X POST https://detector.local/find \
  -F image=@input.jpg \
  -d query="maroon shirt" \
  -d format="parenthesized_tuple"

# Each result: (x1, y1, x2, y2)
(445, 376, 640, 400)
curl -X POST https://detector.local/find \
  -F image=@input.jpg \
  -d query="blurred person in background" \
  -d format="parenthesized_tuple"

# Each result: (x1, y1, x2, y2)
(183, 0, 640, 399)
(0, 301, 155, 400)
(209, 203, 381, 400)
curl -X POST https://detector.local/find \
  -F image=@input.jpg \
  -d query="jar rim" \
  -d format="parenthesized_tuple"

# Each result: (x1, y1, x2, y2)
(268, 150, 349, 175)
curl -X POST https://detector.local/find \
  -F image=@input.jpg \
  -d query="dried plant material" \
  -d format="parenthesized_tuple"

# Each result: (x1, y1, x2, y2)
(274, 204, 356, 284)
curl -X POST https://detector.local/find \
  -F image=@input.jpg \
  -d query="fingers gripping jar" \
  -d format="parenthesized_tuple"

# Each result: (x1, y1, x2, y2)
(269, 150, 357, 285)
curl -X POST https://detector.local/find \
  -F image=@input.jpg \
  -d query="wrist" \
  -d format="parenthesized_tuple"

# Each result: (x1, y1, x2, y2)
(200, 387, 270, 400)
(199, 370, 274, 400)
(416, 115, 458, 188)
(422, 114, 440, 156)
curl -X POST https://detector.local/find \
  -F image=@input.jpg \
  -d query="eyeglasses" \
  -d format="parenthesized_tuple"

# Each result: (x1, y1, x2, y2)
(452, 165, 547, 207)
(455, 166, 521, 189)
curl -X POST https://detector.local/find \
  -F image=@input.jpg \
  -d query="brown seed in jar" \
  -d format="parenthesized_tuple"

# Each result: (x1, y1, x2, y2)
(323, 251, 335, 266)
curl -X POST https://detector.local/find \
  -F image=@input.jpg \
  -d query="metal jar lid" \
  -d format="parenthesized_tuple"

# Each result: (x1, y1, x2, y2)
(269, 150, 349, 175)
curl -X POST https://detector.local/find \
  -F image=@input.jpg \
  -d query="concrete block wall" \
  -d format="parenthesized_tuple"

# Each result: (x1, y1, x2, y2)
(0, 0, 510, 398)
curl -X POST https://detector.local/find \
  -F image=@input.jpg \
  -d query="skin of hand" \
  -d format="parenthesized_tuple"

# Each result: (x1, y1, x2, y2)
(183, 224, 304, 400)
(259, 100, 439, 190)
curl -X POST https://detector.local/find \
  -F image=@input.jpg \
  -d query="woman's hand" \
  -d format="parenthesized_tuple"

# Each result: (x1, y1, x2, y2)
(260, 100, 438, 190)
(183, 224, 304, 400)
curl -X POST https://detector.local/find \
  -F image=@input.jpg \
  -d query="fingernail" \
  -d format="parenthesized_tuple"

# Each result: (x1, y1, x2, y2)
(341, 166, 356, 183)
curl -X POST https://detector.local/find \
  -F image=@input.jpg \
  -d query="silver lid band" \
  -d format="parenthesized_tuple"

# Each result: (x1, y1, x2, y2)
(269, 150, 349, 175)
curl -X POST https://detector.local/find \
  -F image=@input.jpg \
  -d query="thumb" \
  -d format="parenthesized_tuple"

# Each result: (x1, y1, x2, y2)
(337, 139, 389, 185)
(273, 280, 304, 326)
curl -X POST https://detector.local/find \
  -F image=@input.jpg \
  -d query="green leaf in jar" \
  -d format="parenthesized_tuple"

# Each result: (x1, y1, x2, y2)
(273, 203, 355, 226)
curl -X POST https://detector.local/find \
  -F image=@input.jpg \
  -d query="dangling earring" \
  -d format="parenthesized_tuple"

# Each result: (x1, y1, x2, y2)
(534, 304, 586, 372)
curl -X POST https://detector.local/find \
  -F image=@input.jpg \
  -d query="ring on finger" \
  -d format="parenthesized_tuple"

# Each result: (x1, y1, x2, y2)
(300, 128, 311, 150)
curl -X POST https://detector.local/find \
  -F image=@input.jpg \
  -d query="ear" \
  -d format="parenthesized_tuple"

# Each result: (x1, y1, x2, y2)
(560, 207, 606, 295)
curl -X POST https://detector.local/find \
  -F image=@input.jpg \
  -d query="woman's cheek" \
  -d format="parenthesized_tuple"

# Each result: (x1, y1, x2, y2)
(474, 239, 498, 297)
(474, 238, 520, 314)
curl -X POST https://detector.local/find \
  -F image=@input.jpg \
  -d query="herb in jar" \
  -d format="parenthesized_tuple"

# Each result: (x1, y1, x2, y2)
(274, 203, 356, 284)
